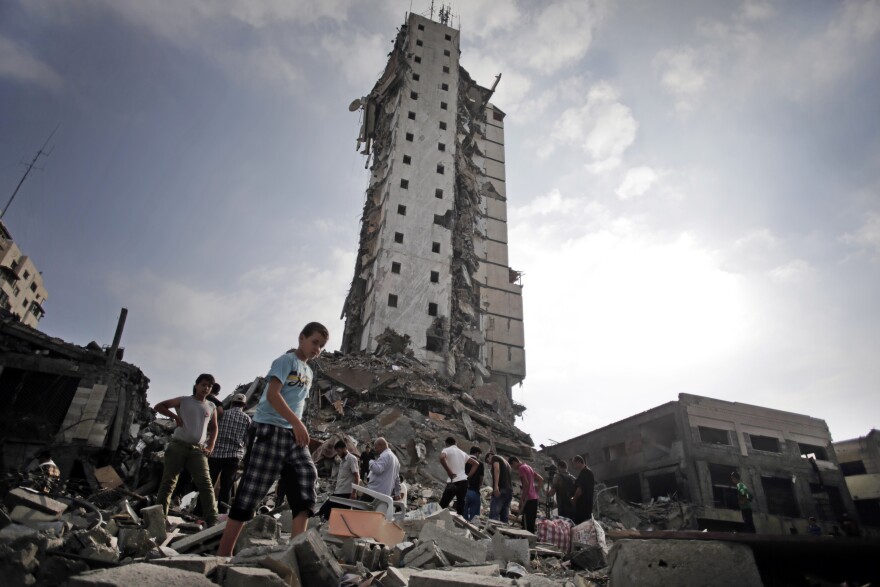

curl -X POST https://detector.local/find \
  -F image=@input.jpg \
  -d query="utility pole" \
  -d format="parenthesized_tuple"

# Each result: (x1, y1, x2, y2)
(2, 124, 59, 219)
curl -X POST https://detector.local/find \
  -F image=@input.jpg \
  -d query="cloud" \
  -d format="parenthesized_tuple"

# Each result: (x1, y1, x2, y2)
(546, 82, 637, 171)
(654, 46, 708, 113)
(841, 211, 880, 255)
(740, 0, 776, 21)
(452, 0, 522, 40)
(768, 259, 815, 285)
(0, 35, 63, 91)
(516, 0, 609, 74)
(616, 166, 660, 200)
(107, 249, 354, 403)
(320, 32, 388, 89)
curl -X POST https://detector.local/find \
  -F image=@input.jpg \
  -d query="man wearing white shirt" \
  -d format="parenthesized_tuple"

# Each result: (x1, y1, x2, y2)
(367, 437, 400, 499)
(439, 437, 478, 516)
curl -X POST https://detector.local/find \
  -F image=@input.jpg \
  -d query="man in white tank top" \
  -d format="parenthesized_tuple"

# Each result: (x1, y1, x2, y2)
(154, 373, 219, 527)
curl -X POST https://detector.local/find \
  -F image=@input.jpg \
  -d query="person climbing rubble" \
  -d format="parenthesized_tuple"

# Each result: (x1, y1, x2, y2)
(367, 437, 401, 499)
(486, 451, 513, 523)
(509, 455, 544, 533)
(217, 322, 329, 556)
(153, 373, 220, 528)
(547, 459, 577, 520)
(438, 436, 478, 516)
(204, 392, 251, 514)
(464, 445, 484, 521)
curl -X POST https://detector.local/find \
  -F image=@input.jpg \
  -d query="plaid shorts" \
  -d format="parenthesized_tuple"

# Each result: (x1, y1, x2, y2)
(229, 422, 317, 522)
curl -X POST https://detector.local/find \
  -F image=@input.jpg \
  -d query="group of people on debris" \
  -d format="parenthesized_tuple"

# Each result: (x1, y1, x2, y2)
(149, 320, 601, 558)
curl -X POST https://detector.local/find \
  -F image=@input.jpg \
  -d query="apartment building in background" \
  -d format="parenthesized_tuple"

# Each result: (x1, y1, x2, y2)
(544, 393, 858, 534)
(834, 429, 880, 527)
(0, 220, 47, 328)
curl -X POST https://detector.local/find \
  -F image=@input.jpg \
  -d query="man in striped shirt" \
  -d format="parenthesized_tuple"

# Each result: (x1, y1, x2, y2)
(207, 393, 251, 513)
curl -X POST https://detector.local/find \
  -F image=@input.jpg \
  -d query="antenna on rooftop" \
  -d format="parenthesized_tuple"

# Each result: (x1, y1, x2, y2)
(2, 124, 59, 219)
(439, 4, 451, 25)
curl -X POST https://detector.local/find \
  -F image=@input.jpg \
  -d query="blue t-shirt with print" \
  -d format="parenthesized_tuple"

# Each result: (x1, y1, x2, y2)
(253, 352, 313, 429)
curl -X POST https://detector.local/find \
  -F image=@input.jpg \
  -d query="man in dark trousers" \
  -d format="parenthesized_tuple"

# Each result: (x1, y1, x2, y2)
(547, 460, 577, 520)
(570, 455, 595, 524)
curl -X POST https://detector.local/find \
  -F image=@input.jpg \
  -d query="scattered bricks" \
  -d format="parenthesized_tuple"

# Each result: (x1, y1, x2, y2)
(168, 521, 226, 554)
(607, 539, 762, 587)
(149, 555, 225, 575)
(402, 541, 450, 569)
(568, 545, 607, 571)
(418, 523, 487, 564)
(140, 505, 167, 544)
(409, 570, 516, 586)
(117, 527, 155, 557)
(6, 488, 67, 517)
(287, 528, 343, 587)
(67, 562, 217, 587)
(222, 566, 288, 587)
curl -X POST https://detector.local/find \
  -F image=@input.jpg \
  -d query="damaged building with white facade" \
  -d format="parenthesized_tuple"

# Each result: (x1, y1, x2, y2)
(544, 393, 859, 534)
(341, 10, 525, 399)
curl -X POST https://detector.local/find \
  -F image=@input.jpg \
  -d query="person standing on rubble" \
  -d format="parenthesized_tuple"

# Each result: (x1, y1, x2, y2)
(731, 471, 756, 533)
(367, 437, 401, 499)
(464, 446, 484, 521)
(486, 452, 513, 523)
(217, 322, 329, 557)
(318, 440, 360, 520)
(547, 460, 577, 520)
(508, 456, 544, 533)
(570, 455, 595, 524)
(438, 437, 478, 516)
(154, 373, 220, 527)
(204, 392, 251, 514)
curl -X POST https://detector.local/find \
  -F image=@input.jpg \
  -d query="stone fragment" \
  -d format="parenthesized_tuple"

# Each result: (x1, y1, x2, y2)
(382, 566, 416, 587)
(390, 540, 415, 566)
(488, 533, 530, 568)
(607, 539, 762, 587)
(495, 526, 536, 546)
(10, 506, 60, 524)
(140, 505, 168, 543)
(67, 562, 216, 587)
(568, 545, 607, 571)
(117, 527, 154, 557)
(287, 528, 343, 587)
(418, 523, 487, 564)
(222, 566, 288, 587)
(168, 521, 226, 553)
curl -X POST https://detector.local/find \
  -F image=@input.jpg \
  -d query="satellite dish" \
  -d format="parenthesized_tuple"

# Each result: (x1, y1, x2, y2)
(348, 98, 363, 112)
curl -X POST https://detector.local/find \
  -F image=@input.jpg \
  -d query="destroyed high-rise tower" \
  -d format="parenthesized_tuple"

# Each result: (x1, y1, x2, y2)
(342, 10, 525, 398)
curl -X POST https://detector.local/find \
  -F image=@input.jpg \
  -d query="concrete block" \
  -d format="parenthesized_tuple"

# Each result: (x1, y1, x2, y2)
(488, 533, 530, 568)
(382, 566, 416, 587)
(6, 488, 67, 517)
(495, 527, 536, 546)
(168, 521, 226, 553)
(10, 505, 60, 524)
(287, 528, 343, 587)
(140, 505, 168, 543)
(149, 555, 224, 575)
(390, 541, 415, 566)
(418, 523, 487, 564)
(117, 527, 155, 557)
(607, 539, 763, 587)
(223, 566, 288, 587)
(409, 570, 516, 586)
(0, 524, 38, 546)
(403, 541, 450, 569)
(67, 562, 216, 587)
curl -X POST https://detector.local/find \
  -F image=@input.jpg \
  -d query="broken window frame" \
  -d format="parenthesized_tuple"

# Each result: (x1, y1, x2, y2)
(698, 426, 733, 446)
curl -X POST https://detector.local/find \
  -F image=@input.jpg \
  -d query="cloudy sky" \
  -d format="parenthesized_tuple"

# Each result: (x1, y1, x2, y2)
(2, 0, 878, 447)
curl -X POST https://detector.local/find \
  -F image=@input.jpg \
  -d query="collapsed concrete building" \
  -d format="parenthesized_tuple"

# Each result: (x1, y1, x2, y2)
(0, 311, 152, 492)
(834, 428, 880, 528)
(341, 10, 526, 400)
(543, 393, 859, 535)
(0, 219, 48, 328)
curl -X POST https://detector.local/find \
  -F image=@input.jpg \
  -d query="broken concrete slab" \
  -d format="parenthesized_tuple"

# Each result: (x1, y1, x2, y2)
(408, 570, 516, 586)
(403, 540, 450, 569)
(495, 526, 536, 546)
(607, 539, 762, 587)
(488, 533, 531, 568)
(149, 554, 225, 575)
(5, 488, 67, 517)
(287, 528, 343, 587)
(222, 566, 288, 587)
(117, 527, 154, 557)
(9, 505, 61, 525)
(418, 523, 487, 564)
(67, 562, 217, 587)
(168, 521, 226, 553)
(568, 545, 606, 571)
(382, 566, 418, 587)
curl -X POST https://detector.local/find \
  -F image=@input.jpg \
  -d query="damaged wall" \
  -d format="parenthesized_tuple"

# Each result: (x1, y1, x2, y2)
(544, 393, 860, 534)
(0, 316, 151, 491)
(341, 12, 525, 401)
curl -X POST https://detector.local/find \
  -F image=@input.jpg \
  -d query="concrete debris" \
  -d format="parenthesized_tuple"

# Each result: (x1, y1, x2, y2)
(66, 562, 216, 587)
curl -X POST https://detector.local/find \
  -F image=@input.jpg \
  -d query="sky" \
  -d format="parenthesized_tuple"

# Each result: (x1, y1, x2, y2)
(2, 0, 879, 447)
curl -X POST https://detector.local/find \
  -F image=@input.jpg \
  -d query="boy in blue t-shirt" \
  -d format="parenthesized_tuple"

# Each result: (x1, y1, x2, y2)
(217, 322, 329, 556)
